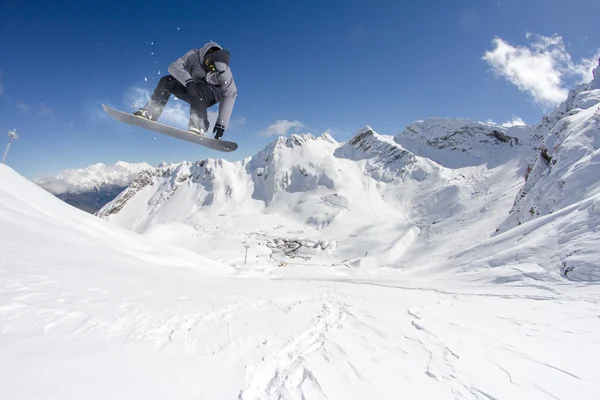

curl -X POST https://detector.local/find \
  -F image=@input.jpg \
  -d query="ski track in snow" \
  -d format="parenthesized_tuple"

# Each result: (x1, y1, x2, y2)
(238, 292, 347, 400)
(1, 275, 335, 354)
(408, 317, 474, 398)
(2, 256, 599, 399)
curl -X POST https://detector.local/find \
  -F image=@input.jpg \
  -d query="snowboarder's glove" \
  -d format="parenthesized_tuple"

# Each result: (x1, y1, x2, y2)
(213, 123, 225, 140)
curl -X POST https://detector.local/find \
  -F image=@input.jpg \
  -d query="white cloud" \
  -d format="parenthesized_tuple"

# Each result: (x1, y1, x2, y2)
(501, 116, 527, 127)
(483, 33, 600, 107)
(258, 120, 305, 137)
(17, 103, 30, 113)
(35, 162, 152, 194)
(160, 101, 192, 128)
(38, 102, 53, 117)
(161, 102, 218, 129)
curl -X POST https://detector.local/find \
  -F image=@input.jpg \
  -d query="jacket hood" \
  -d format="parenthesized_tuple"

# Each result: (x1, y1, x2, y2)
(199, 42, 223, 58)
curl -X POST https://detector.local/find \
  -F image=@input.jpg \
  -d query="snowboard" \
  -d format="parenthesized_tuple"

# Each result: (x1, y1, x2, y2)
(102, 104, 238, 152)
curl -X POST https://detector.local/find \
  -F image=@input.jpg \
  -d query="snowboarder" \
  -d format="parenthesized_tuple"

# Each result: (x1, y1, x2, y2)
(134, 42, 237, 140)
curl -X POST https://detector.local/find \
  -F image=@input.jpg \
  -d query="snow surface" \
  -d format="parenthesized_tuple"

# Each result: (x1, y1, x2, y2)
(2, 163, 600, 399)
(3, 76, 600, 399)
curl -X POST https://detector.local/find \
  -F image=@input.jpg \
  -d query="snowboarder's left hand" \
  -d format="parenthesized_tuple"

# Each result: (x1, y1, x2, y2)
(213, 124, 225, 140)
(185, 81, 198, 97)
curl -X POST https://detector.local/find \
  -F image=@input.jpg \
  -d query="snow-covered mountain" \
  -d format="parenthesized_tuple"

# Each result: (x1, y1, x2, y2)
(484, 75, 600, 281)
(35, 161, 154, 213)
(393, 117, 535, 168)
(97, 74, 600, 282)
(96, 123, 531, 272)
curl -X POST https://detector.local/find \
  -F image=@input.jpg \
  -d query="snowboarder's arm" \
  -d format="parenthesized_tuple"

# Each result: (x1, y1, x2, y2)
(216, 72, 237, 130)
(168, 50, 197, 86)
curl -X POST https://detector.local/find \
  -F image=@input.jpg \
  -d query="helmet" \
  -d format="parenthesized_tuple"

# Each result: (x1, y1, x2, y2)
(205, 49, 231, 73)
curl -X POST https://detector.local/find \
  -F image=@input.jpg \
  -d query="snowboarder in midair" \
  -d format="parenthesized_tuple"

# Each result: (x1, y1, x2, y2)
(134, 42, 237, 140)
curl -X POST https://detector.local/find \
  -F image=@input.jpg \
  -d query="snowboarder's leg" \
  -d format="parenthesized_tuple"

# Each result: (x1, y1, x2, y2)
(136, 75, 185, 121)
(188, 82, 216, 133)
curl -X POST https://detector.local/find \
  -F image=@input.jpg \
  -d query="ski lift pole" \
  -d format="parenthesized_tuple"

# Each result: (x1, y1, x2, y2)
(2, 130, 18, 164)
(244, 245, 250, 265)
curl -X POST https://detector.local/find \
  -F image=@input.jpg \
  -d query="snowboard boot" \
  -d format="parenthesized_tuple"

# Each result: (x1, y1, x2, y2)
(133, 108, 153, 120)
(188, 126, 206, 136)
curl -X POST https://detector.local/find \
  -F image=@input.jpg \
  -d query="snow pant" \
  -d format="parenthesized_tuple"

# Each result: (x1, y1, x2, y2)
(144, 75, 216, 131)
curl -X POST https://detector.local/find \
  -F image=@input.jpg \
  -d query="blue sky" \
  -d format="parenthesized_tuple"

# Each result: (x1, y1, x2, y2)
(1, 0, 599, 179)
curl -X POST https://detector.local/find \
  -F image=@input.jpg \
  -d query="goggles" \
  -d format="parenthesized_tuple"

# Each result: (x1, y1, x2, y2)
(206, 58, 227, 73)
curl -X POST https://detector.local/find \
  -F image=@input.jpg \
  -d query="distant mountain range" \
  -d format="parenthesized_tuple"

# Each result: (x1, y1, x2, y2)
(34, 161, 154, 213)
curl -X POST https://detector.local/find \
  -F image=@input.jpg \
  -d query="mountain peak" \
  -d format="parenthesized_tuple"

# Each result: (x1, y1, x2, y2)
(348, 126, 375, 144)
(251, 133, 340, 167)
(342, 126, 415, 166)
(273, 133, 335, 148)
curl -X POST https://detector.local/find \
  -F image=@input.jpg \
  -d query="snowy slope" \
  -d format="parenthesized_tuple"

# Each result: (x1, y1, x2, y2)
(485, 75, 600, 281)
(35, 161, 154, 213)
(97, 124, 532, 274)
(394, 117, 535, 168)
(502, 76, 600, 229)
(2, 163, 600, 400)
(389, 91, 600, 282)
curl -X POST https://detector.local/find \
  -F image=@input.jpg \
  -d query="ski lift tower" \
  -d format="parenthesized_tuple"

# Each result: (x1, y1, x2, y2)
(2, 129, 18, 164)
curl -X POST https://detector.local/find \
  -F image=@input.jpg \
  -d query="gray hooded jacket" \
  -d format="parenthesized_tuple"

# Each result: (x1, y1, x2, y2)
(168, 42, 237, 130)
